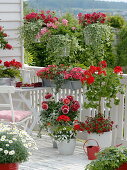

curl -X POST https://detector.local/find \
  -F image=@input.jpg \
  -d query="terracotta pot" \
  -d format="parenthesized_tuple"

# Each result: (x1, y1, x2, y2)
(0, 163, 19, 170)
(116, 163, 127, 170)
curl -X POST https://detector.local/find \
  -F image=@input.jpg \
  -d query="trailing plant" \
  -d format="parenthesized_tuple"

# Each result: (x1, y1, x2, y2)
(83, 23, 115, 66)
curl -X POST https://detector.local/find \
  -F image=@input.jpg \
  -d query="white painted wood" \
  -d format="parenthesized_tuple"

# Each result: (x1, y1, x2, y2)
(0, 0, 20, 3)
(0, 0, 23, 64)
(0, 22, 21, 29)
(0, 48, 21, 56)
(0, 4, 20, 12)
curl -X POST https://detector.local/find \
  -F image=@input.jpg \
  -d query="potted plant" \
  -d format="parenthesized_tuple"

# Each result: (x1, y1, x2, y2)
(0, 59, 22, 86)
(50, 123, 78, 155)
(85, 146, 127, 170)
(0, 26, 12, 50)
(0, 123, 37, 170)
(76, 114, 114, 148)
(63, 67, 83, 90)
(80, 60, 124, 148)
(38, 93, 80, 148)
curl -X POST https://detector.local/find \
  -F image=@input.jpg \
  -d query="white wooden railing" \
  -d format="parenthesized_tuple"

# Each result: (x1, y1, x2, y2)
(22, 65, 127, 146)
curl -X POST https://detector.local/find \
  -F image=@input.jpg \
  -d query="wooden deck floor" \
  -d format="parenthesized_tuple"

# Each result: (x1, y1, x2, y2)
(20, 134, 90, 170)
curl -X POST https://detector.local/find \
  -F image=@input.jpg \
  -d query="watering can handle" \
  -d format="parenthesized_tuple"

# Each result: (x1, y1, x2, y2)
(83, 139, 100, 156)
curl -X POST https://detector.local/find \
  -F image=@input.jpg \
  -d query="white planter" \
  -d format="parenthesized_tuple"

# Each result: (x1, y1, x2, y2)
(87, 131, 112, 149)
(57, 139, 76, 155)
(0, 78, 15, 86)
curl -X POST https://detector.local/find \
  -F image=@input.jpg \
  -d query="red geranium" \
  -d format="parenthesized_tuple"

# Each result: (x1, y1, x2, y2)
(114, 66, 123, 74)
(56, 115, 71, 122)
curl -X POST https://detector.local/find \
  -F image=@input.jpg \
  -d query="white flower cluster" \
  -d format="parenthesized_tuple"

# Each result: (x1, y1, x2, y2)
(0, 134, 16, 156)
(0, 123, 37, 152)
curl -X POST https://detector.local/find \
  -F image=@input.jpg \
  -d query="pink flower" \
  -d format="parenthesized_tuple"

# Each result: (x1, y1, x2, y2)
(62, 19, 68, 26)
(61, 105, 69, 114)
(47, 22, 58, 29)
(71, 27, 76, 30)
(40, 27, 49, 35)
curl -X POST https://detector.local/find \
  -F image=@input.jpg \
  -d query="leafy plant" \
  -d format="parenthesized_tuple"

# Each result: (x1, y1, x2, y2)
(107, 15, 125, 29)
(81, 61, 124, 113)
(83, 23, 115, 66)
(85, 146, 127, 170)
(38, 93, 80, 136)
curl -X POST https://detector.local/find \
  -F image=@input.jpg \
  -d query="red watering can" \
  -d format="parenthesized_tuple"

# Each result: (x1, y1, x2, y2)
(83, 139, 100, 160)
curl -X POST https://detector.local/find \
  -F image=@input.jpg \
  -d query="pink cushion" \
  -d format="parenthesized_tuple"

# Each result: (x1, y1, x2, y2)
(0, 110, 32, 122)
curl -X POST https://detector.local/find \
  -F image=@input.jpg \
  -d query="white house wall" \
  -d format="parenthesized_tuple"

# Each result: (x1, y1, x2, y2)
(0, 0, 24, 64)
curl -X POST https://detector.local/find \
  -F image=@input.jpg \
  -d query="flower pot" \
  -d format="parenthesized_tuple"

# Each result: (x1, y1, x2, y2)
(42, 79, 56, 87)
(0, 78, 14, 86)
(117, 163, 127, 170)
(87, 131, 112, 149)
(71, 80, 82, 90)
(0, 163, 19, 170)
(57, 139, 76, 155)
(62, 80, 82, 90)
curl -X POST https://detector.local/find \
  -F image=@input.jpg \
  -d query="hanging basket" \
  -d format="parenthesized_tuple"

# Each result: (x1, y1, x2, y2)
(0, 163, 19, 170)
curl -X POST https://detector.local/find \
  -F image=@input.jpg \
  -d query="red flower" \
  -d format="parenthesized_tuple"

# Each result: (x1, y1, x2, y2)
(4, 61, 10, 67)
(98, 70, 107, 76)
(89, 66, 98, 74)
(42, 103, 48, 110)
(0, 60, 2, 64)
(86, 76, 95, 84)
(3, 33, 7, 37)
(98, 60, 107, 68)
(61, 105, 69, 114)
(71, 104, 80, 112)
(63, 98, 70, 105)
(56, 115, 71, 121)
(74, 124, 84, 131)
(114, 66, 123, 74)
(45, 93, 53, 99)
(67, 95, 73, 101)
(5, 43, 13, 50)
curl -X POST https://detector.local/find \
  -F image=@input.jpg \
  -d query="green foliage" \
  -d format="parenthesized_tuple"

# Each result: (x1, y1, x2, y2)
(85, 146, 127, 170)
(50, 125, 77, 142)
(108, 15, 125, 29)
(83, 65, 124, 112)
(0, 133, 29, 163)
(83, 23, 115, 67)
(116, 25, 127, 67)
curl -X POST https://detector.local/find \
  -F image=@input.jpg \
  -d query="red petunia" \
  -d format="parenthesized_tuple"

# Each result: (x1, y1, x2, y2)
(74, 124, 84, 131)
(86, 76, 95, 85)
(42, 103, 48, 110)
(45, 93, 53, 99)
(56, 115, 71, 121)
(4, 61, 10, 67)
(114, 66, 123, 74)
(0, 60, 2, 64)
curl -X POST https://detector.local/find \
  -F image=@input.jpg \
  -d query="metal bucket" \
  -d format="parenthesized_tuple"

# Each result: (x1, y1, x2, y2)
(0, 78, 12, 86)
